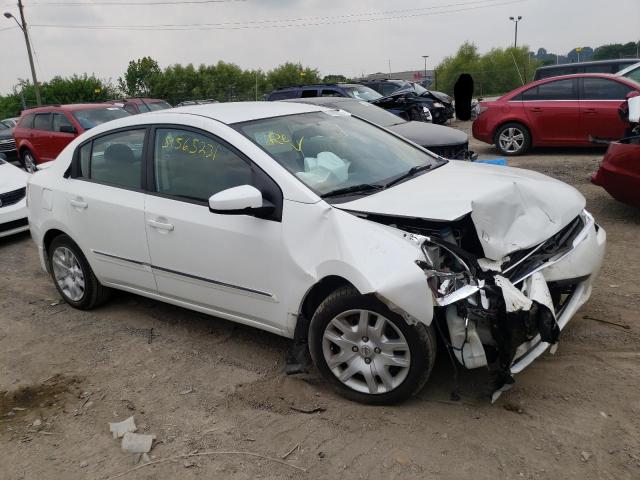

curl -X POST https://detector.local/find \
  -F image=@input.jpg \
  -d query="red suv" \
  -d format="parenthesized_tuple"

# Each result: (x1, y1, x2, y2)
(12, 104, 129, 171)
(472, 73, 640, 155)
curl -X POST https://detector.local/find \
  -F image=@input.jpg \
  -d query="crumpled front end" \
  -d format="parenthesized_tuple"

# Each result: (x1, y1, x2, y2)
(408, 210, 606, 400)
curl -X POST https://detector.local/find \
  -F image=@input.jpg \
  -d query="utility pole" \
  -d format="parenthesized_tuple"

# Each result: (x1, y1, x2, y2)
(509, 16, 522, 49)
(4, 0, 41, 105)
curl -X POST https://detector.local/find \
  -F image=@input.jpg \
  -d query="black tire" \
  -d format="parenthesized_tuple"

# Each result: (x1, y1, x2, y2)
(48, 234, 111, 310)
(20, 149, 38, 173)
(409, 107, 428, 122)
(493, 122, 531, 156)
(309, 286, 436, 405)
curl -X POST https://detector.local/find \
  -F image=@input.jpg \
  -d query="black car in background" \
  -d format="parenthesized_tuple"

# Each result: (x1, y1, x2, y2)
(266, 83, 433, 123)
(282, 96, 475, 160)
(359, 79, 454, 124)
(0, 121, 17, 162)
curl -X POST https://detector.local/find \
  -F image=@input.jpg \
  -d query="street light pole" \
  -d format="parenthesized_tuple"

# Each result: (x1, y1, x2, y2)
(4, 0, 41, 105)
(422, 55, 429, 84)
(509, 15, 522, 49)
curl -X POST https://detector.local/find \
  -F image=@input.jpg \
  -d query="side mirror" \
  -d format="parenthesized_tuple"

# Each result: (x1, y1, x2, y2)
(59, 125, 77, 134)
(208, 185, 274, 218)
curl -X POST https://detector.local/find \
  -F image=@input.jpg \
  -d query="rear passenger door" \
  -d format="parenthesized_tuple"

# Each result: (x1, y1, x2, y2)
(579, 77, 633, 140)
(65, 128, 156, 292)
(521, 78, 582, 144)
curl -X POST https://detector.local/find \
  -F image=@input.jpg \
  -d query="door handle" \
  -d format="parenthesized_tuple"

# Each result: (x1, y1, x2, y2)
(70, 198, 88, 209)
(529, 107, 542, 113)
(584, 108, 597, 114)
(147, 218, 174, 231)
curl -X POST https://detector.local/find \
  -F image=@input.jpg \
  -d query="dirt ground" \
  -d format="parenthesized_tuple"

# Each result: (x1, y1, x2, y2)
(2, 120, 639, 480)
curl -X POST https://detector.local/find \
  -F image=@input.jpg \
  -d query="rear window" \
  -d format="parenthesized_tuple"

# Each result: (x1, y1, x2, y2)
(18, 114, 35, 129)
(71, 107, 129, 129)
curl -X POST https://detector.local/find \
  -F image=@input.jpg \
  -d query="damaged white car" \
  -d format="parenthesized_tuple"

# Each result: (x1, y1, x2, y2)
(27, 102, 606, 404)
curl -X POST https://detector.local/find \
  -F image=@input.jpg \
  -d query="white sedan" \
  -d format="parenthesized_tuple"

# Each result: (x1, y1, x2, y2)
(27, 102, 606, 403)
(0, 153, 29, 237)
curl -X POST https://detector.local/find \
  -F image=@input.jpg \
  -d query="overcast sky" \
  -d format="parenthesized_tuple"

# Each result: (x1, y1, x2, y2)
(1, 0, 639, 94)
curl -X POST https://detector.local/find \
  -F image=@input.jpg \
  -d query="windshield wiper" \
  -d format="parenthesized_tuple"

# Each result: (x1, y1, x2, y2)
(384, 164, 433, 189)
(320, 183, 384, 198)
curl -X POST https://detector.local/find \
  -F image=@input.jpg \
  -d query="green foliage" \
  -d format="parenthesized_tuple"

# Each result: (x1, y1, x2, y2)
(434, 42, 541, 97)
(265, 62, 321, 90)
(323, 74, 350, 83)
(0, 74, 117, 118)
(118, 56, 161, 97)
(592, 42, 640, 60)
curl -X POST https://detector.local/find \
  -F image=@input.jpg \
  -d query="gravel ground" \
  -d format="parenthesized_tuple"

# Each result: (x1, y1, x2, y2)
(1, 121, 639, 479)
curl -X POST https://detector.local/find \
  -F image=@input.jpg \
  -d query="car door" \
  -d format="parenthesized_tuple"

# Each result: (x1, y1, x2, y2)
(144, 125, 287, 332)
(522, 78, 582, 145)
(65, 127, 157, 291)
(51, 113, 77, 158)
(579, 77, 633, 141)
(32, 112, 53, 161)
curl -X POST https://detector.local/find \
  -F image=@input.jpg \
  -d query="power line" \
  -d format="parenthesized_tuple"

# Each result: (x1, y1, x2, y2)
(30, 0, 526, 31)
(30, 0, 245, 5)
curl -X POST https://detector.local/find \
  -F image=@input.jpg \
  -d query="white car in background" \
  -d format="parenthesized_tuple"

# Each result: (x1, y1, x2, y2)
(0, 153, 29, 237)
(27, 102, 606, 404)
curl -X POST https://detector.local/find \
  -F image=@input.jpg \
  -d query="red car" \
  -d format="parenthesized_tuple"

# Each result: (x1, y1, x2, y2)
(591, 95, 640, 207)
(473, 73, 640, 155)
(12, 104, 129, 172)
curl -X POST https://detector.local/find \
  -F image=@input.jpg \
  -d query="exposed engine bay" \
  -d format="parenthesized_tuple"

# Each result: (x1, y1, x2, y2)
(353, 209, 594, 401)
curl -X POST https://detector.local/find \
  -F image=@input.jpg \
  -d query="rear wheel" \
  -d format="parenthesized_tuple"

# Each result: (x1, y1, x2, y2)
(21, 149, 37, 173)
(48, 234, 111, 309)
(494, 122, 531, 156)
(309, 287, 436, 404)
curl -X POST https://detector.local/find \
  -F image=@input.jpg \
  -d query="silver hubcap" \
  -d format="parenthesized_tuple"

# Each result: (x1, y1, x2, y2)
(24, 153, 36, 173)
(51, 247, 85, 302)
(322, 309, 411, 395)
(498, 127, 525, 153)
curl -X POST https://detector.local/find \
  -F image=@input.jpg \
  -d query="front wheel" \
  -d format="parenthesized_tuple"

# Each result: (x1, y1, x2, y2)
(309, 287, 436, 404)
(494, 122, 531, 156)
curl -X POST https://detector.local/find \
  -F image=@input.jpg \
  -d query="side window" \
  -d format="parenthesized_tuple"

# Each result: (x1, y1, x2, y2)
(321, 89, 342, 97)
(300, 89, 318, 98)
(34, 113, 52, 131)
(582, 78, 631, 100)
(124, 104, 138, 115)
(154, 128, 253, 202)
(536, 79, 577, 100)
(268, 91, 296, 100)
(89, 129, 145, 188)
(52, 113, 73, 132)
(626, 68, 640, 83)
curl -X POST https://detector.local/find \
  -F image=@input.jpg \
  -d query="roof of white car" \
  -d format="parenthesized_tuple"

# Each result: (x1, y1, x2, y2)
(156, 101, 328, 124)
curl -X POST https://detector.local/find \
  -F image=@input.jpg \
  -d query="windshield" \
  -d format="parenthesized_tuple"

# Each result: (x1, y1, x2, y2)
(342, 86, 383, 102)
(72, 107, 129, 129)
(236, 111, 441, 197)
(327, 100, 406, 127)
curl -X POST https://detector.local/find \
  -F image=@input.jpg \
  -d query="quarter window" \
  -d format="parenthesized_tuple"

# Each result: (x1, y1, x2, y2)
(582, 78, 631, 100)
(34, 113, 52, 131)
(153, 128, 253, 202)
(87, 129, 145, 188)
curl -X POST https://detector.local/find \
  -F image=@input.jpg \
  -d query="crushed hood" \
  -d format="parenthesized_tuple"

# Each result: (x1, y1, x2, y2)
(336, 161, 586, 260)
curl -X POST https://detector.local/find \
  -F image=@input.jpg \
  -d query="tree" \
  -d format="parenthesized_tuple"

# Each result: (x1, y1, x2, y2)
(593, 42, 639, 60)
(266, 62, 320, 90)
(323, 74, 349, 83)
(118, 57, 161, 97)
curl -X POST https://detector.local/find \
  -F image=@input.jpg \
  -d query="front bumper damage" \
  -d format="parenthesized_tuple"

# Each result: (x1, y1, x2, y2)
(419, 210, 606, 401)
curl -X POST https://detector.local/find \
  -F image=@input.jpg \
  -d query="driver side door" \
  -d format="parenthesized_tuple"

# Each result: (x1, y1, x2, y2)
(144, 125, 288, 333)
